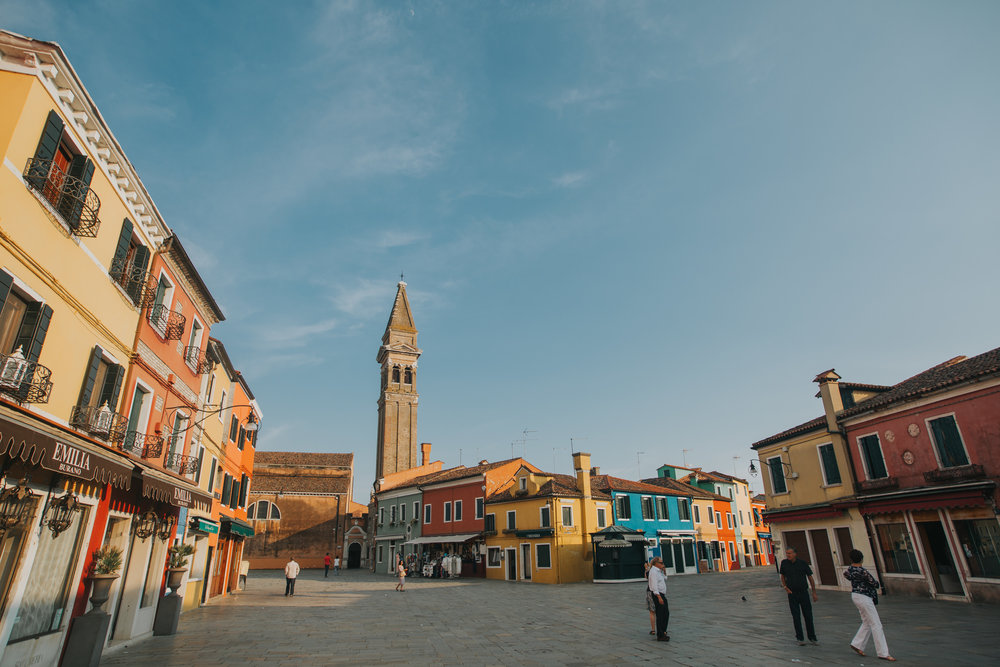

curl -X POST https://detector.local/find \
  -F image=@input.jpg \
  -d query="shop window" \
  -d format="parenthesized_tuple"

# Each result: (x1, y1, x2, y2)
(818, 443, 842, 485)
(858, 434, 888, 480)
(539, 506, 551, 528)
(0, 497, 39, 617)
(656, 497, 669, 521)
(641, 496, 654, 520)
(8, 504, 89, 641)
(487, 547, 501, 567)
(535, 543, 552, 569)
(139, 536, 167, 608)
(596, 507, 607, 528)
(954, 519, 1000, 579)
(928, 415, 970, 468)
(875, 523, 920, 574)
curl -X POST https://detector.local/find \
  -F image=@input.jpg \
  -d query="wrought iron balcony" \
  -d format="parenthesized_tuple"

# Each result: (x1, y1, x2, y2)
(23, 157, 101, 237)
(924, 464, 986, 485)
(119, 431, 164, 459)
(857, 477, 899, 493)
(147, 304, 186, 340)
(0, 349, 53, 403)
(109, 255, 148, 305)
(183, 346, 213, 374)
(70, 403, 127, 442)
(163, 452, 199, 475)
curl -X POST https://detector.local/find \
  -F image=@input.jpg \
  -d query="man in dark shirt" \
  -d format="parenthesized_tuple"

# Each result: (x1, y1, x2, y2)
(779, 547, 818, 645)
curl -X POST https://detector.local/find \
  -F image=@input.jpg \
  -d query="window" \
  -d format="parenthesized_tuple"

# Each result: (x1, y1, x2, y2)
(561, 505, 574, 527)
(205, 372, 215, 405)
(506, 510, 516, 530)
(186, 319, 204, 368)
(400, 503, 406, 522)
(738, 511, 744, 526)
(707, 506, 713, 524)
(485, 513, 496, 532)
(693, 504, 701, 523)
(76, 346, 125, 418)
(535, 544, 552, 569)
(390, 505, 397, 523)
(656, 497, 669, 521)
(767, 456, 788, 493)
(194, 446, 205, 485)
(954, 519, 1000, 579)
(404, 368, 412, 384)
(875, 523, 920, 574)
(414, 501, 420, 521)
(818, 443, 842, 485)
(715, 512, 722, 526)
(148, 273, 174, 334)
(207, 457, 218, 492)
(641, 496, 654, 520)
(378, 546, 384, 563)
(248, 501, 280, 521)
(0, 273, 54, 401)
(726, 513, 733, 529)
(475, 497, 484, 519)
(487, 547, 501, 567)
(858, 434, 888, 479)
(540, 506, 551, 528)
(928, 415, 970, 468)
(109, 219, 150, 304)
(238, 425, 246, 451)
(728, 542, 736, 561)
(379, 507, 385, 525)
(25, 110, 99, 232)
(392, 367, 400, 383)
(230, 415, 239, 442)
(615, 495, 631, 520)
(424, 504, 431, 524)
(596, 507, 607, 528)
(443, 501, 452, 522)
(218, 390, 227, 421)
(728, 488, 733, 499)
(166, 413, 186, 461)
(454, 500, 463, 521)
(519, 477, 527, 491)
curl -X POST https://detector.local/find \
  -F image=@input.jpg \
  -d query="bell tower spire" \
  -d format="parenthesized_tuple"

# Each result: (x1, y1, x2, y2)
(376, 280, 421, 481)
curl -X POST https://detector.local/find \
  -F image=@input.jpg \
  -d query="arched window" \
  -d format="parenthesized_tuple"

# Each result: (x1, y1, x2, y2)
(248, 500, 281, 521)
(392, 367, 400, 383)
(404, 368, 412, 384)
(270, 503, 281, 520)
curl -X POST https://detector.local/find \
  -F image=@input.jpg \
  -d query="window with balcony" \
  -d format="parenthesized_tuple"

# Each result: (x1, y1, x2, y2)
(0, 273, 54, 404)
(928, 415, 970, 469)
(818, 443, 842, 485)
(858, 434, 888, 480)
(109, 219, 149, 304)
(71, 346, 125, 439)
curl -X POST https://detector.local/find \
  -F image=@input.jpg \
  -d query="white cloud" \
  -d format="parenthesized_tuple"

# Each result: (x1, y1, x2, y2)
(547, 85, 619, 112)
(259, 318, 338, 347)
(331, 279, 396, 319)
(552, 171, 588, 188)
(376, 229, 425, 249)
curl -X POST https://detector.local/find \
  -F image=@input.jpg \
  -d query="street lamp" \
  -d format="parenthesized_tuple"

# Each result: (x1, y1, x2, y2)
(748, 458, 796, 479)
(161, 403, 261, 436)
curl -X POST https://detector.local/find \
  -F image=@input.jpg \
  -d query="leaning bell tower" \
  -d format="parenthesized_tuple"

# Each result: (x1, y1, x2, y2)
(375, 281, 421, 481)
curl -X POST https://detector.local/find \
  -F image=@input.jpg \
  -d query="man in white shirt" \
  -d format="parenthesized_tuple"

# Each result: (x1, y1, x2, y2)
(284, 557, 300, 596)
(648, 556, 670, 641)
(333, 555, 340, 575)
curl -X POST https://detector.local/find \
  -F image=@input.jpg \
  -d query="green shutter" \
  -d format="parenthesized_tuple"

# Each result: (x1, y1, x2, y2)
(77, 345, 103, 407)
(12, 303, 53, 401)
(221, 475, 232, 506)
(238, 474, 248, 508)
(60, 155, 95, 228)
(0, 270, 13, 315)
(99, 364, 125, 410)
(127, 245, 150, 304)
(238, 425, 245, 450)
(27, 111, 65, 191)
(110, 218, 134, 278)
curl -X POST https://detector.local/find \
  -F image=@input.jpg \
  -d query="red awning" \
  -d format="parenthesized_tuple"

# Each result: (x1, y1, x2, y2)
(861, 489, 989, 516)
(763, 506, 845, 523)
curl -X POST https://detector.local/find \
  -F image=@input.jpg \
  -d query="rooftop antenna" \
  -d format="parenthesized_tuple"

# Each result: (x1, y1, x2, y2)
(570, 436, 588, 455)
(732, 456, 740, 476)
(519, 429, 536, 459)
(682, 449, 690, 467)
(459, 448, 463, 466)
(637, 451, 646, 480)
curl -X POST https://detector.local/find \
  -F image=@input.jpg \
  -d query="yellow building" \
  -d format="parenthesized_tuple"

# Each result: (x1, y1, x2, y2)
(750, 371, 874, 591)
(484, 453, 612, 584)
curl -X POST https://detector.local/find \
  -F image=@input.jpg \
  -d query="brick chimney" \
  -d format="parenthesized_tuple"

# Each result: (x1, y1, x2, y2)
(813, 369, 843, 433)
(420, 442, 432, 466)
(573, 452, 592, 499)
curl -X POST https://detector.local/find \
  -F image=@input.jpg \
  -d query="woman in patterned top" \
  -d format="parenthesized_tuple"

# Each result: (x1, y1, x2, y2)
(843, 549, 896, 661)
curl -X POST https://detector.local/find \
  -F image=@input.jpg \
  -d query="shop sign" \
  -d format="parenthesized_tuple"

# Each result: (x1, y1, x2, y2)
(43, 441, 93, 478)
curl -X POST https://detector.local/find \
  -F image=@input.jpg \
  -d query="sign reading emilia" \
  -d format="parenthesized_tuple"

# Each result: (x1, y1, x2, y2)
(142, 473, 211, 511)
(38, 438, 133, 488)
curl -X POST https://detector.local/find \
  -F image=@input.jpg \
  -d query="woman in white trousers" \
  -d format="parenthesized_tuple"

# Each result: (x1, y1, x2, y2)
(843, 549, 896, 661)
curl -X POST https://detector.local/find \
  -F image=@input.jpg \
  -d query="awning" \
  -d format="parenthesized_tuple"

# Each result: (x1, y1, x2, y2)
(222, 516, 254, 537)
(656, 530, 696, 537)
(514, 528, 554, 538)
(405, 533, 480, 545)
(140, 467, 213, 511)
(375, 535, 404, 542)
(189, 517, 220, 535)
(756, 532, 772, 538)
(0, 413, 135, 490)
(861, 488, 991, 516)
(763, 506, 845, 523)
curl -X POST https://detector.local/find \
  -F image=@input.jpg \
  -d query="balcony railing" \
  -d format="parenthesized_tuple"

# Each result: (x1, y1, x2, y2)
(857, 477, 899, 493)
(119, 431, 164, 459)
(0, 349, 53, 403)
(109, 255, 148, 305)
(147, 304, 186, 340)
(924, 464, 986, 485)
(183, 346, 213, 374)
(163, 452, 199, 475)
(23, 157, 101, 237)
(70, 403, 127, 442)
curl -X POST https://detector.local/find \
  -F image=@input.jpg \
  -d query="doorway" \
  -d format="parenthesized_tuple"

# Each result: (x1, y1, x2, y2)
(808, 529, 838, 586)
(348, 542, 361, 569)
(917, 521, 965, 596)
(505, 548, 517, 580)
(521, 544, 531, 581)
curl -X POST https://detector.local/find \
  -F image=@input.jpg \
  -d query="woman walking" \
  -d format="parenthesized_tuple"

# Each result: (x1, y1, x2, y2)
(644, 560, 656, 635)
(843, 549, 895, 661)
(395, 559, 407, 592)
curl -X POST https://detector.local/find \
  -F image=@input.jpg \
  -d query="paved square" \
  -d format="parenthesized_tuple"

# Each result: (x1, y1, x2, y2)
(101, 567, 1000, 665)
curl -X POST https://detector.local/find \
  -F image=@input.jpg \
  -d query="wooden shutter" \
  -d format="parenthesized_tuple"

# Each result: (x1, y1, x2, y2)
(238, 425, 246, 450)
(221, 474, 232, 506)
(238, 474, 248, 508)
(77, 345, 104, 407)
(111, 218, 133, 277)
(128, 245, 150, 304)
(229, 478, 239, 509)
(13, 303, 53, 401)
(0, 270, 13, 313)
(60, 154, 95, 228)
(99, 363, 125, 410)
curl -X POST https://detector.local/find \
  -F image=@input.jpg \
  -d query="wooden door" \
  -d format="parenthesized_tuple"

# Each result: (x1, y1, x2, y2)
(808, 529, 837, 586)
(835, 527, 854, 566)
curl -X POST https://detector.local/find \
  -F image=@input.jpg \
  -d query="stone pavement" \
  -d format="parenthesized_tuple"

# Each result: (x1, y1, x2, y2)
(101, 566, 1000, 666)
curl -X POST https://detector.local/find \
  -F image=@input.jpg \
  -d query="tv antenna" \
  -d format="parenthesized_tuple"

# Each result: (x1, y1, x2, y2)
(682, 449, 691, 467)
(637, 451, 646, 480)
(569, 436, 588, 454)
(519, 429, 536, 459)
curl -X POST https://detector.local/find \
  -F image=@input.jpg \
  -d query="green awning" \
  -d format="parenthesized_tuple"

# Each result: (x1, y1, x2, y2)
(223, 517, 254, 537)
(190, 517, 219, 535)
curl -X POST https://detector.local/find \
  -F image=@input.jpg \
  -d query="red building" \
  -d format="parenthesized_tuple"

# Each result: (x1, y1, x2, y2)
(829, 347, 1000, 602)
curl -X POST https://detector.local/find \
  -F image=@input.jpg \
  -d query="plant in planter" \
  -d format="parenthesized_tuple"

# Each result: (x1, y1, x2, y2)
(165, 543, 195, 590)
(89, 545, 123, 613)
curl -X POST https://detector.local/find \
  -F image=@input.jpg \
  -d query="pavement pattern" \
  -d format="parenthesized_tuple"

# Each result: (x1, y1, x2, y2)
(100, 566, 1000, 666)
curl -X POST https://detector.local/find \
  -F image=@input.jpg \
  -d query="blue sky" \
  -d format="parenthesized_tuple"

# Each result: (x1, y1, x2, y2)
(5, 1, 999, 501)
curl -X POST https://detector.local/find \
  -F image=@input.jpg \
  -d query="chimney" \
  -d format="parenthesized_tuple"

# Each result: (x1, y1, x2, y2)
(590, 466, 600, 476)
(420, 442, 432, 466)
(813, 369, 843, 433)
(573, 452, 592, 499)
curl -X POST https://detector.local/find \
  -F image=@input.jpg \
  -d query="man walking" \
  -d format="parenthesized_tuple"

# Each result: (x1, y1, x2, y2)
(648, 556, 670, 642)
(324, 552, 331, 578)
(779, 547, 818, 645)
(334, 555, 340, 575)
(284, 556, 300, 596)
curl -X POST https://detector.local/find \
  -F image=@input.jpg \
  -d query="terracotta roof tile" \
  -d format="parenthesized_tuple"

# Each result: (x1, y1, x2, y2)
(251, 473, 350, 495)
(488, 472, 612, 502)
(639, 477, 727, 501)
(254, 451, 354, 468)
(592, 475, 692, 496)
(750, 415, 827, 450)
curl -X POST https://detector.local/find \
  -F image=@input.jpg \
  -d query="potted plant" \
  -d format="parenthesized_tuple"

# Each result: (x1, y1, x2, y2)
(89, 545, 123, 613)
(165, 543, 195, 590)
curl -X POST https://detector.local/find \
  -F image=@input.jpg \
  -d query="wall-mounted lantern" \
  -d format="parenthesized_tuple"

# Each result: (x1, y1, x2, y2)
(0, 347, 29, 391)
(157, 513, 176, 541)
(45, 493, 79, 536)
(134, 510, 159, 540)
(0, 477, 35, 537)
